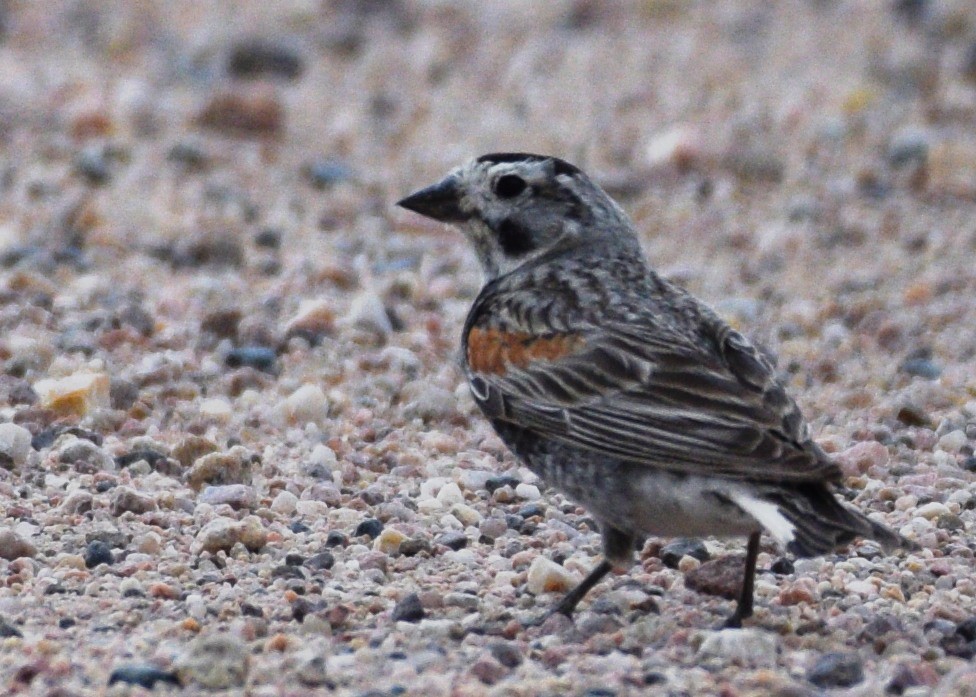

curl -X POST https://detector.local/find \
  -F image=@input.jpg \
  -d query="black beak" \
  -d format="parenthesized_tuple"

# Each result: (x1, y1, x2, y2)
(396, 175, 467, 222)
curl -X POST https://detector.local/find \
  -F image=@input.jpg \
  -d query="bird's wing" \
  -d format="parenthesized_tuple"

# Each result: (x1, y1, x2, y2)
(464, 300, 840, 484)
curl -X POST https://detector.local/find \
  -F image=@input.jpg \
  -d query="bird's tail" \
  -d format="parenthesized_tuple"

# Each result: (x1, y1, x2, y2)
(765, 483, 916, 558)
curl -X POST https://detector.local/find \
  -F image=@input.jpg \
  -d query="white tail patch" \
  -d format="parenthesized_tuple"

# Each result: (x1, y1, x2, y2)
(729, 492, 796, 548)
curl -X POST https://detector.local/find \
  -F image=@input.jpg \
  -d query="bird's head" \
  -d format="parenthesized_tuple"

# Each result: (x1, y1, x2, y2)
(397, 153, 637, 280)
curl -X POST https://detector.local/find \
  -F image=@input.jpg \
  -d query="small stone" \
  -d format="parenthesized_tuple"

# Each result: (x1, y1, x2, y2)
(451, 503, 482, 526)
(899, 356, 941, 379)
(172, 435, 220, 469)
(470, 657, 507, 685)
(937, 430, 967, 453)
(807, 652, 864, 688)
(770, 557, 795, 575)
(295, 646, 330, 687)
(33, 371, 110, 416)
(399, 538, 432, 557)
(391, 593, 425, 623)
(174, 634, 248, 689)
(276, 385, 329, 425)
(0, 423, 32, 468)
(660, 538, 710, 568)
(109, 486, 157, 516)
(304, 552, 335, 571)
(60, 490, 93, 515)
(75, 145, 111, 184)
(486, 476, 520, 493)
(238, 516, 268, 551)
(198, 485, 256, 509)
(684, 555, 744, 600)
(84, 540, 114, 568)
(194, 518, 240, 555)
(0, 529, 36, 560)
(515, 483, 541, 500)
(697, 628, 778, 667)
(227, 40, 304, 80)
(325, 531, 348, 547)
(354, 518, 384, 539)
(108, 664, 180, 689)
(270, 490, 298, 515)
(196, 86, 284, 136)
(345, 290, 393, 337)
(915, 501, 949, 520)
(186, 446, 253, 490)
(284, 299, 335, 345)
(835, 441, 889, 477)
(402, 386, 455, 422)
(887, 127, 930, 167)
(374, 528, 408, 555)
(436, 482, 464, 505)
(489, 641, 522, 668)
(225, 346, 277, 373)
(526, 557, 578, 595)
(202, 308, 243, 340)
(59, 438, 115, 472)
(198, 398, 234, 423)
(303, 159, 353, 189)
(896, 404, 931, 427)
(436, 531, 467, 551)
(518, 503, 545, 519)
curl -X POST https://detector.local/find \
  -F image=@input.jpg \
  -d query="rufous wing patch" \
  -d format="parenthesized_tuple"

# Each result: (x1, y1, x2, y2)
(467, 327, 585, 374)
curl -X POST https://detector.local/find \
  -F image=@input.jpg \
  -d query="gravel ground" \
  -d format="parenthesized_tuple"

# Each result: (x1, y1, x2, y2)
(1, 1, 976, 695)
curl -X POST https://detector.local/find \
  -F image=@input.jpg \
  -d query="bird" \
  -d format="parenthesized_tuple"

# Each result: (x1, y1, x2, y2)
(396, 152, 909, 628)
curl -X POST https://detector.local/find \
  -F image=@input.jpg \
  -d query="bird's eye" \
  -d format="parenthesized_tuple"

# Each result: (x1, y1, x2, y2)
(494, 174, 527, 198)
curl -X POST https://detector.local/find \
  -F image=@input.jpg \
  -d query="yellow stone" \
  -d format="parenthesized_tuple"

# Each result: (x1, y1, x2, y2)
(34, 372, 110, 416)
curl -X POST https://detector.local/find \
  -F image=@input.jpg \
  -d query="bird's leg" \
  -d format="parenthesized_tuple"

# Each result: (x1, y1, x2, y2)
(723, 531, 761, 629)
(551, 559, 614, 617)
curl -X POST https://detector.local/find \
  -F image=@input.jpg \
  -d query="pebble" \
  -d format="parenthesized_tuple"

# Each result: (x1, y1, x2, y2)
(391, 593, 426, 623)
(697, 628, 778, 667)
(199, 484, 256, 509)
(527, 557, 578, 595)
(835, 441, 889, 477)
(354, 518, 384, 539)
(0, 423, 32, 467)
(485, 475, 520, 493)
(684, 555, 742, 600)
(225, 346, 277, 373)
(303, 159, 354, 189)
(276, 384, 330, 425)
(436, 531, 468, 551)
(295, 646, 331, 687)
(270, 490, 299, 515)
(33, 371, 110, 416)
(0, 529, 37, 560)
(915, 501, 949, 520)
(470, 657, 507, 685)
(238, 516, 268, 551)
(84, 540, 114, 568)
(194, 518, 241, 554)
(186, 446, 253, 490)
(514, 483, 541, 500)
(374, 528, 408, 555)
(174, 634, 249, 689)
(436, 482, 465, 505)
(227, 39, 304, 80)
(196, 86, 284, 136)
(807, 652, 864, 688)
(899, 356, 942, 379)
(660, 538, 710, 568)
(345, 290, 393, 337)
(58, 438, 115, 471)
(108, 664, 180, 689)
(304, 552, 335, 571)
(937, 430, 967, 453)
(109, 486, 157, 516)
(403, 386, 456, 422)
(284, 299, 335, 344)
(60, 490, 93, 515)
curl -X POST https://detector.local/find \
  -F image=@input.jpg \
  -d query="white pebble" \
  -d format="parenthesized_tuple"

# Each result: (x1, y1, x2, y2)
(451, 503, 483, 526)
(0, 423, 32, 467)
(310, 444, 337, 467)
(417, 498, 443, 513)
(277, 385, 329, 425)
(697, 628, 778, 667)
(270, 490, 298, 515)
(199, 398, 233, 423)
(295, 500, 328, 517)
(186, 593, 207, 620)
(937, 430, 967, 453)
(514, 483, 541, 500)
(456, 469, 493, 491)
(345, 290, 392, 336)
(915, 501, 948, 520)
(436, 482, 464, 505)
(526, 557, 578, 595)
